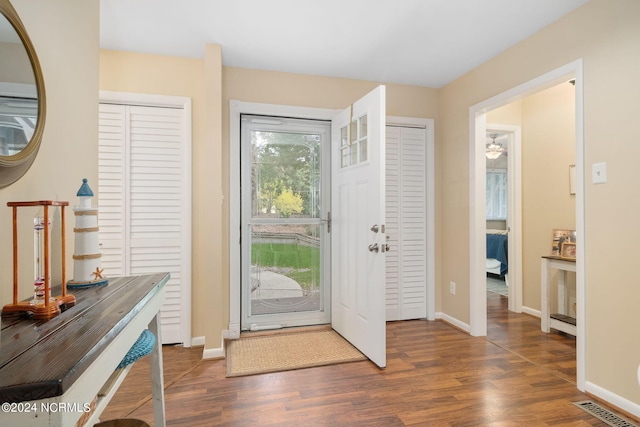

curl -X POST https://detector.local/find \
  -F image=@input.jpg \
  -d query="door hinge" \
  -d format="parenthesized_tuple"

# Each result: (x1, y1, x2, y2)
(324, 211, 332, 233)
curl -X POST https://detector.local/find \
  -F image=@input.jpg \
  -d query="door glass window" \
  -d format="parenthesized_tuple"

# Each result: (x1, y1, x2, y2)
(340, 125, 349, 168)
(252, 130, 321, 219)
(339, 113, 368, 168)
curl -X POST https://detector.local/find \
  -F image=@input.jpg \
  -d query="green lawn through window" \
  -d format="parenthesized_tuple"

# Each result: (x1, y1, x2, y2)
(251, 243, 320, 291)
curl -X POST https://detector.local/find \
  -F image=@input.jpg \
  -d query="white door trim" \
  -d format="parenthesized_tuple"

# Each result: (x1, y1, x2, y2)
(98, 90, 193, 346)
(387, 116, 436, 321)
(228, 101, 339, 339)
(468, 59, 585, 390)
(486, 123, 522, 313)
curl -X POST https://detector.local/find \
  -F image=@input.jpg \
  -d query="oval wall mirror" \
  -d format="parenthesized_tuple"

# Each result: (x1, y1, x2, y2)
(0, 0, 46, 188)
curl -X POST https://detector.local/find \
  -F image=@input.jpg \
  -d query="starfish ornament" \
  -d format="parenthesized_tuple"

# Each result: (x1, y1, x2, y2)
(93, 267, 104, 280)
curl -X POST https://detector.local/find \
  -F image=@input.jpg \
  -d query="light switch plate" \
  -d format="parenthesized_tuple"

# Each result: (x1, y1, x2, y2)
(592, 162, 607, 184)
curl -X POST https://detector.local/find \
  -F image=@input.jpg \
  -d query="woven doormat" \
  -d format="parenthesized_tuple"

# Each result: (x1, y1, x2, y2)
(226, 329, 366, 377)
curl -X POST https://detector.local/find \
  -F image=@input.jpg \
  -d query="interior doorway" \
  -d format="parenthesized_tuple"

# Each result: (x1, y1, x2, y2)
(469, 59, 585, 390)
(485, 125, 522, 314)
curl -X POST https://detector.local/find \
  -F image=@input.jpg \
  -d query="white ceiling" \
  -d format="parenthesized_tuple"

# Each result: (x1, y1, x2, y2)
(100, 0, 588, 88)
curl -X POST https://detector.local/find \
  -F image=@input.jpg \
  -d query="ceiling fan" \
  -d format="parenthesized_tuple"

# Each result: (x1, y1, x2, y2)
(486, 133, 506, 159)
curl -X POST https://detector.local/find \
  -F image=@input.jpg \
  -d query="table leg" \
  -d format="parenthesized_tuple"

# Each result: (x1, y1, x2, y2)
(558, 270, 567, 315)
(541, 259, 550, 332)
(149, 313, 166, 427)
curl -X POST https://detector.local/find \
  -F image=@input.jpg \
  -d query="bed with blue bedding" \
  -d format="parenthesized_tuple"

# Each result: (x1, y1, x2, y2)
(486, 230, 508, 277)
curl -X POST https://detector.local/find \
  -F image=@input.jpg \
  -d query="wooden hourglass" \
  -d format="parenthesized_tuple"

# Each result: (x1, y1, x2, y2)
(2, 200, 76, 319)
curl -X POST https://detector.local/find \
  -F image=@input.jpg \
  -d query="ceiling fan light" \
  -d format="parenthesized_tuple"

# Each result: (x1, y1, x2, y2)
(486, 134, 504, 159)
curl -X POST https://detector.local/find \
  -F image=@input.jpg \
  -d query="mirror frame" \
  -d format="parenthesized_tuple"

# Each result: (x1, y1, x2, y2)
(0, 0, 46, 188)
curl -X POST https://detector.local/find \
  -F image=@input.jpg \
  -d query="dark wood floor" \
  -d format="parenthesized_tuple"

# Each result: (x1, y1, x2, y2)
(101, 292, 621, 426)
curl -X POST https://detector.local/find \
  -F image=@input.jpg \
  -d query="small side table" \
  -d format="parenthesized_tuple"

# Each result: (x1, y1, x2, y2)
(541, 256, 576, 336)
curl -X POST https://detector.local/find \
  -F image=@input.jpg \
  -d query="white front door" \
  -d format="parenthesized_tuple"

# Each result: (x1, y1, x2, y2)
(331, 86, 387, 368)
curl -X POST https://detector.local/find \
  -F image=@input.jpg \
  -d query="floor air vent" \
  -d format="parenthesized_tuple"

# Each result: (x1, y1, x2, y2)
(573, 401, 638, 427)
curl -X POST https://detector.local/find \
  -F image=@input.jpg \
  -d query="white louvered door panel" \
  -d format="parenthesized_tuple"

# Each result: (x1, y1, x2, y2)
(129, 106, 184, 344)
(385, 127, 401, 319)
(98, 103, 189, 345)
(98, 104, 127, 276)
(385, 126, 427, 321)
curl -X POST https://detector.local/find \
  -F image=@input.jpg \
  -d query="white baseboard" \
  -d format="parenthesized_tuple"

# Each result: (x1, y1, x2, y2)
(202, 346, 225, 360)
(522, 306, 541, 318)
(435, 307, 539, 335)
(435, 312, 470, 333)
(201, 334, 228, 360)
(190, 336, 205, 347)
(585, 381, 640, 419)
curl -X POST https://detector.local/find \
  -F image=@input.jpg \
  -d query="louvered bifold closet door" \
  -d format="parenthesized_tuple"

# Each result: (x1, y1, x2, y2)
(385, 127, 401, 319)
(385, 126, 427, 321)
(98, 104, 127, 276)
(98, 103, 187, 344)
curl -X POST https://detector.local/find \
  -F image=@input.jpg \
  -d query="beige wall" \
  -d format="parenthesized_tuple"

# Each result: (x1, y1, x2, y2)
(441, 0, 640, 404)
(488, 83, 576, 311)
(521, 84, 576, 310)
(0, 0, 99, 305)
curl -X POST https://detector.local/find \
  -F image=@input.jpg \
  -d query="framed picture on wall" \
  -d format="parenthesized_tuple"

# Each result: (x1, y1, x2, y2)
(551, 229, 576, 257)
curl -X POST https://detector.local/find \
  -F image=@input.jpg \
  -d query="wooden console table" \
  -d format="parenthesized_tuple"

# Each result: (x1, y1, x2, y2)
(541, 256, 576, 336)
(0, 273, 169, 426)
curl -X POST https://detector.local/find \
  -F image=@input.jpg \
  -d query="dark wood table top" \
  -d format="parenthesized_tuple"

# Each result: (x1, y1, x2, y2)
(0, 273, 169, 403)
(542, 255, 576, 262)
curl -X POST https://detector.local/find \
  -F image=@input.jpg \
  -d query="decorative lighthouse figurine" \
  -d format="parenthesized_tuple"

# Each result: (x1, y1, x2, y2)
(67, 178, 108, 289)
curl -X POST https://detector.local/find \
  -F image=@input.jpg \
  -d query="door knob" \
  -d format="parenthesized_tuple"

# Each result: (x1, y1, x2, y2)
(370, 224, 379, 233)
(368, 243, 379, 253)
